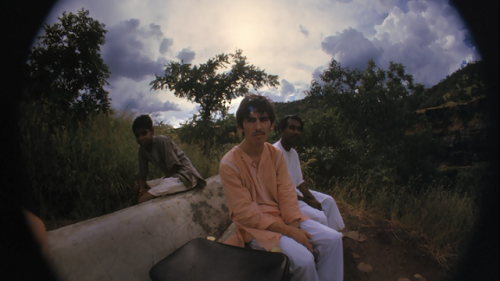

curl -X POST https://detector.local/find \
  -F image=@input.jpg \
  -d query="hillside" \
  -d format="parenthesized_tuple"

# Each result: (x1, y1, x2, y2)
(274, 60, 490, 177)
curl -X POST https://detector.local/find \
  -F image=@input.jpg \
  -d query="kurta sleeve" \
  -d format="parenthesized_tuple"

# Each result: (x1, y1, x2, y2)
(169, 138, 194, 174)
(159, 136, 180, 171)
(275, 150, 304, 224)
(219, 159, 276, 230)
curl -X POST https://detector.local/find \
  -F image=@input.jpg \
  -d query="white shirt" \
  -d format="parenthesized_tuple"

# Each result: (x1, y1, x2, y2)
(273, 139, 304, 196)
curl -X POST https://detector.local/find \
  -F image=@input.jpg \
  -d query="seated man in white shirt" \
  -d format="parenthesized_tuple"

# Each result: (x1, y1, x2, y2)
(273, 115, 345, 231)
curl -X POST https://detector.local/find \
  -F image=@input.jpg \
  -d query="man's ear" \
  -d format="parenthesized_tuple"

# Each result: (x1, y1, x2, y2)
(270, 122, 275, 131)
(151, 127, 155, 135)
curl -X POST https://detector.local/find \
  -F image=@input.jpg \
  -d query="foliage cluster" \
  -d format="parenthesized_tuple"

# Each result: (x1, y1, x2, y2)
(419, 60, 487, 108)
(272, 59, 486, 266)
(179, 114, 239, 146)
(287, 59, 444, 191)
(19, 102, 136, 220)
(151, 49, 279, 156)
(25, 9, 111, 123)
(18, 102, 221, 221)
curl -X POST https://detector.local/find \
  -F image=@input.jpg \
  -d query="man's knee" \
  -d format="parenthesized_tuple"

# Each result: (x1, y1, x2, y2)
(290, 248, 316, 269)
(303, 207, 328, 226)
(321, 195, 335, 207)
(312, 212, 328, 226)
(323, 228, 343, 248)
(331, 229, 342, 242)
(307, 221, 342, 246)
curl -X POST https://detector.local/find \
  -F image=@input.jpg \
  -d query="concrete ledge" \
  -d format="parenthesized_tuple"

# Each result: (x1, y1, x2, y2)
(47, 175, 231, 281)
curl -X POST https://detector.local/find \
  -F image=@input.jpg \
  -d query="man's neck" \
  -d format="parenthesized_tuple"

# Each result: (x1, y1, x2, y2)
(280, 139, 293, 152)
(239, 139, 265, 160)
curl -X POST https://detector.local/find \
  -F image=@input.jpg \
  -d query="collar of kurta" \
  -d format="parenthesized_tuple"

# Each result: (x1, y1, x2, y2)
(235, 143, 272, 167)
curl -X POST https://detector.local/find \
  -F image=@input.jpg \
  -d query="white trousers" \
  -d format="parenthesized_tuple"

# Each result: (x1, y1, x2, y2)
(299, 190, 345, 231)
(250, 219, 344, 281)
(146, 177, 192, 197)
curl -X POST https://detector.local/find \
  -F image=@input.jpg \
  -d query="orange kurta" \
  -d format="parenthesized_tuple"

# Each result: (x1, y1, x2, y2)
(219, 142, 308, 250)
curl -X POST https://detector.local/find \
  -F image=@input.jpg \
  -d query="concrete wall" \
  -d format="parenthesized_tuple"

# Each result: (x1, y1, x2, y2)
(47, 175, 232, 281)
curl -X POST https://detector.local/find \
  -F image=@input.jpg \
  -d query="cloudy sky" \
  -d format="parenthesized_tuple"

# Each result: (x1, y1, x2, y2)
(40, 0, 479, 127)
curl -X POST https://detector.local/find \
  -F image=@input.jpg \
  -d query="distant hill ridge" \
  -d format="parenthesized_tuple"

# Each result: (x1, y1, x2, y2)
(274, 60, 489, 167)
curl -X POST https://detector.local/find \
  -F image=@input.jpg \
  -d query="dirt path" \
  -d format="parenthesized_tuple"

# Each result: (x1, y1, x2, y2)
(338, 202, 452, 281)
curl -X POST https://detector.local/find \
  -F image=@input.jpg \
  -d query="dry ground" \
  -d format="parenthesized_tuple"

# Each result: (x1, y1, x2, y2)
(338, 201, 452, 281)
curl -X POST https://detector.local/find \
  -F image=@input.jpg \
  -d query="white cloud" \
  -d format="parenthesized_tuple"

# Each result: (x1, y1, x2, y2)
(41, 0, 478, 126)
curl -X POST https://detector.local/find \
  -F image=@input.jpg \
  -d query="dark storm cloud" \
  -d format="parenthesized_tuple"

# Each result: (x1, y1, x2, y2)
(462, 29, 476, 48)
(356, 10, 389, 37)
(262, 90, 286, 103)
(159, 38, 174, 54)
(321, 28, 383, 70)
(102, 19, 171, 82)
(396, 0, 410, 13)
(312, 66, 326, 84)
(176, 48, 196, 64)
(122, 92, 181, 113)
(369, 1, 480, 86)
(280, 79, 296, 96)
(147, 23, 164, 37)
(299, 25, 309, 36)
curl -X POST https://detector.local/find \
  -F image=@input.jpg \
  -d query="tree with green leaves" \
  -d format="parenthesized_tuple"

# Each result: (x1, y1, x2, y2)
(307, 59, 425, 143)
(151, 49, 279, 156)
(299, 59, 440, 186)
(150, 49, 279, 121)
(26, 9, 111, 120)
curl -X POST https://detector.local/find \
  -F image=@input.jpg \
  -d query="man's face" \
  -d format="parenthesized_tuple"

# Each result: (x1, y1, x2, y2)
(134, 127, 154, 150)
(281, 118, 302, 146)
(240, 111, 274, 146)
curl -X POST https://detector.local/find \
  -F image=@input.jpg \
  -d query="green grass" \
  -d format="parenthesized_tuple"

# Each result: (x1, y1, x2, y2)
(314, 175, 476, 269)
(20, 103, 477, 271)
(19, 104, 229, 222)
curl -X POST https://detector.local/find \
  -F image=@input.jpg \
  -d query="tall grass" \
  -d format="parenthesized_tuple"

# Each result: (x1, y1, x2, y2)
(20, 103, 138, 220)
(19, 103, 228, 222)
(20, 101, 477, 270)
(310, 170, 477, 269)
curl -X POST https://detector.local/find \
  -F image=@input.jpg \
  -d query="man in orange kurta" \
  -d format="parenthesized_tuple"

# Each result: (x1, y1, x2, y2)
(219, 94, 343, 281)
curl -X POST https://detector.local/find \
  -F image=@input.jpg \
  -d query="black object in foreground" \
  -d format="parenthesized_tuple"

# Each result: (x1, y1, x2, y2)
(150, 238, 290, 281)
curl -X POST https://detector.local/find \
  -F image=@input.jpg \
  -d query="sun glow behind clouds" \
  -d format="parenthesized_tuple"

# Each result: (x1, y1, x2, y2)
(43, 0, 479, 127)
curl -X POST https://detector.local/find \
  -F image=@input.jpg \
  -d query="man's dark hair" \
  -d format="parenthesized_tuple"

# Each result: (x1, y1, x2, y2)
(279, 115, 304, 132)
(132, 115, 153, 131)
(236, 93, 276, 128)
